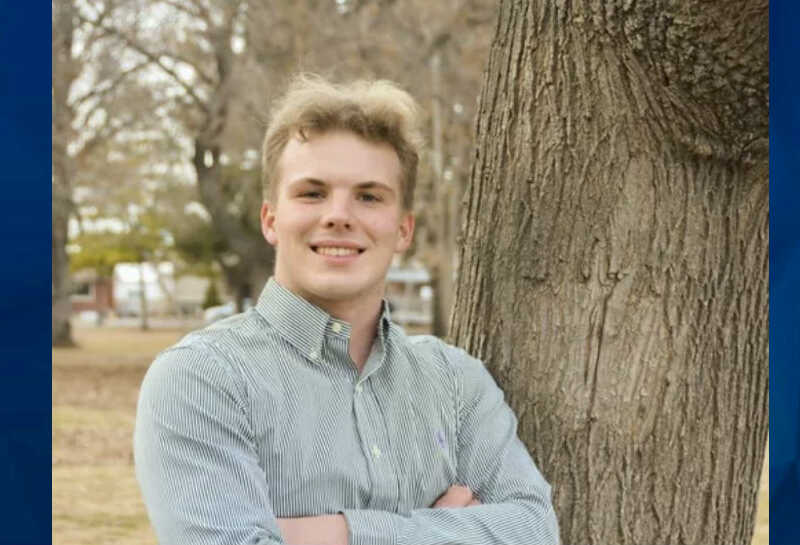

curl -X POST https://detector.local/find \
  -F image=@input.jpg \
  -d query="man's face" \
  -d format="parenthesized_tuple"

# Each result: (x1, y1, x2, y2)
(261, 130, 414, 310)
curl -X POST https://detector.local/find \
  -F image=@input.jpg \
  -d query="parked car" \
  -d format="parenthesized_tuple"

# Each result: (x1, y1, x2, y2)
(203, 302, 236, 324)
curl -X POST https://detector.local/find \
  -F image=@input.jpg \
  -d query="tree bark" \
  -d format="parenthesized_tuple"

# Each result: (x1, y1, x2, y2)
(190, 1, 274, 302)
(52, 0, 77, 347)
(450, 1, 768, 544)
(138, 261, 150, 331)
(192, 140, 274, 305)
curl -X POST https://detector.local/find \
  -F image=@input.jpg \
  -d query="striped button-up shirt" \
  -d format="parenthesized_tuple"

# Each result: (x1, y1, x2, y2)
(134, 278, 559, 544)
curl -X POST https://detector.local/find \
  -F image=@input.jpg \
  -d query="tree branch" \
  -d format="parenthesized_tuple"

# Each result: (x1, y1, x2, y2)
(74, 113, 141, 163)
(76, 11, 210, 116)
(158, 0, 203, 19)
(71, 59, 150, 111)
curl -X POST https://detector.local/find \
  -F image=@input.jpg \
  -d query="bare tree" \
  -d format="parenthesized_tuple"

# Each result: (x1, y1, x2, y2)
(53, 0, 131, 344)
(53, 0, 169, 343)
(74, 0, 275, 307)
(53, 0, 79, 346)
(450, 1, 768, 544)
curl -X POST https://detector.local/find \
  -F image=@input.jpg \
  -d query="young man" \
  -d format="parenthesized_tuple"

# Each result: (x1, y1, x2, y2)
(134, 75, 559, 545)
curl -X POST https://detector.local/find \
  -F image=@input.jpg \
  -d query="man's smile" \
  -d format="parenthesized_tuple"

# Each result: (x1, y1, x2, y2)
(312, 246, 363, 256)
(310, 241, 366, 257)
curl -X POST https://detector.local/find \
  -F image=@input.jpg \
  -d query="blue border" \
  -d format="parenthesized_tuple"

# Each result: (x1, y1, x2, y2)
(0, 4, 52, 544)
(769, 0, 800, 543)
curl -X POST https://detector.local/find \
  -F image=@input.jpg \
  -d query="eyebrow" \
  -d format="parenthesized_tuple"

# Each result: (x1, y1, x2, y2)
(289, 178, 396, 194)
(355, 181, 395, 193)
(287, 177, 326, 188)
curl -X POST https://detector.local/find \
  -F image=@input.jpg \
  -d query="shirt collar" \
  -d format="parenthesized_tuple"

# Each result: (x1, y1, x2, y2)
(255, 277, 392, 363)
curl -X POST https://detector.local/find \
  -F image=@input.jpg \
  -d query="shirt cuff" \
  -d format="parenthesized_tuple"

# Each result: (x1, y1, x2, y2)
(341, 509, 404, 545)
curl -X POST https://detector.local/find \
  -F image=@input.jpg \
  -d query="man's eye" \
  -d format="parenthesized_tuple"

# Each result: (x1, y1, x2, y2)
(299, 191, 323, 199)
(358, 193, 381, 202)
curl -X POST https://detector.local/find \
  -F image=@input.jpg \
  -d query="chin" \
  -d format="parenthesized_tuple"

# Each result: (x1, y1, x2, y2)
(314, 284, 367, 302)
(311, 276, 382, 303)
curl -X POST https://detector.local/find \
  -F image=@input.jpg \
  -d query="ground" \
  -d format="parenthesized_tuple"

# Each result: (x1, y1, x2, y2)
(52, 324, 769, 544)
(53, 324, 189, 545)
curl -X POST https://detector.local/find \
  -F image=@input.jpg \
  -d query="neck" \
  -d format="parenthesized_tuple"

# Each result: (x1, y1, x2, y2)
(276, 279, 385, 371)
(324, 295, 383, 371)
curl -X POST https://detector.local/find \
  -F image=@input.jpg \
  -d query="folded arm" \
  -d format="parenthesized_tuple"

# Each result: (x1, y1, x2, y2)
(285, 347, 560, 545)
(276, 485, 480, 545)
(135, 344, 558, 545)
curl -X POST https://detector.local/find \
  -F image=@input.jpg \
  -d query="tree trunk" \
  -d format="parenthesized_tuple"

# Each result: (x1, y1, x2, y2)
(189, 1, 274, 305)
(449, 1, 768, 544)
(52, 192, 73, 346)
(193, 139, 274, 304)
(153, 263, 178, 316)
(138, 262, 149, 331)
(52, 0, 77, 347)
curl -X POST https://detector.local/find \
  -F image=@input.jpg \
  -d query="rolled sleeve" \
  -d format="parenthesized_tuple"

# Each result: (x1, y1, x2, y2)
(342, 508, 402, 545)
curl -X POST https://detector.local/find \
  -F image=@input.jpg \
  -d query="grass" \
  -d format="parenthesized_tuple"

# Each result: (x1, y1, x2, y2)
(53, 465, 156, 544)
(53, 327, 187, 368)
(53, 406, 135, 431)
(52, 324, 187, 545)
(53, 324, 769, 544)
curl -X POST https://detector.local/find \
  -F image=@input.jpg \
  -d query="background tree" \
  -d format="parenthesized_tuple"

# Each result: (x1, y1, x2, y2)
(450, 1, 768, 544)
(74, 0, 272, 310)
(53, 0, 138, 345)
(202, 281, 222, 309)
(68, 73, 203, 326)
(53, 0, 79, 346)
(53, 0, 180, 343)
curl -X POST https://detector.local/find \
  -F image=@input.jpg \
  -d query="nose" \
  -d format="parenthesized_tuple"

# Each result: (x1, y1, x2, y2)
(320, 193, 353, 230)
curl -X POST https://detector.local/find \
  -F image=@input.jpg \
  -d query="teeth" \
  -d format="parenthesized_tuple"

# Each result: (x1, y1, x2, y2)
(316, 246, 359, 256)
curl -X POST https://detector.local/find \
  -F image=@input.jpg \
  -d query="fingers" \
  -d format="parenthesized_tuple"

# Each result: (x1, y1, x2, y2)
(468, 498, 481, 506)
(432, 484, 478, 508)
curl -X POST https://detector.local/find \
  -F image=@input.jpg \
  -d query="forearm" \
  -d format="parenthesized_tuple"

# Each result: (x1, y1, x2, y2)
(342, 498, 560, 545)
(277, 515, 348, 545)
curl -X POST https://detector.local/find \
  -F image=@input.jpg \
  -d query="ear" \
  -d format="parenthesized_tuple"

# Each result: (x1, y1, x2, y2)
(394, 212, 415, 253)
(260, 201, 278, 246)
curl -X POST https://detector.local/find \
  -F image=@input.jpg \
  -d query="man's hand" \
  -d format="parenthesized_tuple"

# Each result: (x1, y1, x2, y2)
(432, 484, 482, 508)
(276, 514, 348, 545)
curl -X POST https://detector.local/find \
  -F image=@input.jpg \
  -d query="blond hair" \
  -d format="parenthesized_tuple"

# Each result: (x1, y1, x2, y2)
(261, 74, 424, 210)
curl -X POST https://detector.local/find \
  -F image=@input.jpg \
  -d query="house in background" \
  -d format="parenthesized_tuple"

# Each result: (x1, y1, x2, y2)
(70, 268, 114, 316)
(112, 262, 221, 318)
(112, 262, 176, 316)
(175, 275, 216, 317)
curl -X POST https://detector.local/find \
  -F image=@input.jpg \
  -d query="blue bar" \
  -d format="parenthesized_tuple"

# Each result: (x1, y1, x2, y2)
(769, 1, 800, 543)
(0, 4, 52, 544)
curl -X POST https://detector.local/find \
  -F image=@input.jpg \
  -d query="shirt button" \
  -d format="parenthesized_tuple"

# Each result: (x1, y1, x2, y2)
(371, 445, 381, 459)
(309, 350, 318, 360)
(332, 322, 342, 333)
(355, 384, 363, 394)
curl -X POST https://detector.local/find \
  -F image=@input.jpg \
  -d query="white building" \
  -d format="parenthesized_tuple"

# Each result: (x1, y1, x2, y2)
(112, 262, 176, 316)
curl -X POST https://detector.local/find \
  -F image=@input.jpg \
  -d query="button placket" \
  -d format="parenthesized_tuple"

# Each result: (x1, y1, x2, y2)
(355, 386, 381, 461)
